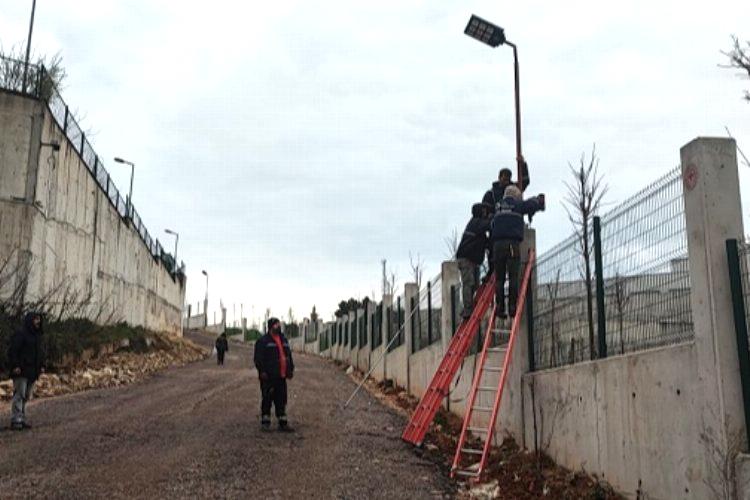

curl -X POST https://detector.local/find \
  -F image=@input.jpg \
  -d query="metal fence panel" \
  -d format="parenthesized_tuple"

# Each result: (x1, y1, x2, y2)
(532, 167, 693, 371)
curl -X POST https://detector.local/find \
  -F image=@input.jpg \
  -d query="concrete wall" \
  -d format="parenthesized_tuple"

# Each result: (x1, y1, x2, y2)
(0, 91, 185, 335)
(522, 343, 705, 498)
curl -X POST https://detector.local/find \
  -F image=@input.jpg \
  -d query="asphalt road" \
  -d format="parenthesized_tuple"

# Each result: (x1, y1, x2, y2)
(0, 332, 454, 499)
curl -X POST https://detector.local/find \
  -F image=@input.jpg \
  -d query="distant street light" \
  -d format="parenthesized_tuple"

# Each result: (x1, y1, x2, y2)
(164, 229, 179, 272)
(464, 14, 525, 191)
(22, 0, 37, 93)
(113, 157, 135, 218)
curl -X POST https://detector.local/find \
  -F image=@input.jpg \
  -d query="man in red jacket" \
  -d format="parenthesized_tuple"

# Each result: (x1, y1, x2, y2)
(254, 318, 295, 432)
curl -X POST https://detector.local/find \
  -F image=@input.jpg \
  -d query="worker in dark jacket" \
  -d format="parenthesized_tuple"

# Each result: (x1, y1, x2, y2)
(491, 185, 545, 321)
(456, 202, 493, 318)
(482, 157, 531, 211)
(254, 318, 295, 432)
(7, 312, 46, 431)
(215, 333, 229, 365)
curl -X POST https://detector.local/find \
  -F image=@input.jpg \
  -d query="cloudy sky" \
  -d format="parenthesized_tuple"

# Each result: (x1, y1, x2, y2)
(2, 1, 749, 325)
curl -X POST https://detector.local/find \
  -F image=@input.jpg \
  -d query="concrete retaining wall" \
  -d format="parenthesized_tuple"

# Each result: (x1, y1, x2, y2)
(0, 91, 185, 335)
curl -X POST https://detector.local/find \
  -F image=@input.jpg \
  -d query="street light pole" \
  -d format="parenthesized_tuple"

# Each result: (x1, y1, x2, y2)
(505, 41, 523, 192)
(164, 229, 179, 272)
(464, 14, 525, 191)
(114, 157, 135, 218)
(201, 270, 208, 326)
(22, 0, 37, 93)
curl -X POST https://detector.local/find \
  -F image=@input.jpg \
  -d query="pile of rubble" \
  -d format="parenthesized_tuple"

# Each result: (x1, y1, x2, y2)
(0, 334, 207, 401)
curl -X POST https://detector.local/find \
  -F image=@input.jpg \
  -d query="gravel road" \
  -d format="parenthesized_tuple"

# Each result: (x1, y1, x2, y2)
(0, 332, 454, 499)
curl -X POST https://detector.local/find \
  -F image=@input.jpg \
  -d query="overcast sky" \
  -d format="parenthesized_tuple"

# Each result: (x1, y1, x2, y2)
(2, 1, 749, 325)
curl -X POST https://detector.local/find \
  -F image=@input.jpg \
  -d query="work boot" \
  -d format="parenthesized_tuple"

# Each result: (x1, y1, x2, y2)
(10, 422, 24, 431)
(21, 422, 32, 429)
(278, 422, 295, 433)
(261, 416, 271, 432)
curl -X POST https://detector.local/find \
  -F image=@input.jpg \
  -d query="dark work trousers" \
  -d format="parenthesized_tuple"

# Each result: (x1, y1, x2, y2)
(457, 258, 479, 316)
(217, 351, 225, 365)
(493, 240, 521, 316)
(260, 378, 288, 421)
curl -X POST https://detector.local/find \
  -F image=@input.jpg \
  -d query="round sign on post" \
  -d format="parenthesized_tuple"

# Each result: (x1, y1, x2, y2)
(684, 164, 699, 191)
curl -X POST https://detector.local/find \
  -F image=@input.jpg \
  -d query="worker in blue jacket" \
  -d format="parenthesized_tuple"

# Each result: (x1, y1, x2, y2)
(491, 185, 545, 321)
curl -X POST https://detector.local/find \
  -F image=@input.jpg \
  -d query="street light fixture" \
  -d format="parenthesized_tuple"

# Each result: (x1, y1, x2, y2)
(464, 14, 525, 191)
(164, 229, 179, 273)
(113, 157, 135, 218)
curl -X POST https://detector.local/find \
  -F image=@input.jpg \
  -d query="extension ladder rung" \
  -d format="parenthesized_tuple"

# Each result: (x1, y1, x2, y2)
(454, 470, 480, 478)
(467, 426, 486, 433)
(492, 329, 511, 334)
(477, 386, 496, 391)
(486, 347, 505, 352)
(484, 367, 502, 372)
(461, 448, 483, 455)
(472, 406, 492, 412)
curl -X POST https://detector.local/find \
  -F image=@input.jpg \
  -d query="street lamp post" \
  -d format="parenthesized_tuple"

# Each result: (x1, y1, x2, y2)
(464, 14, 525, 191)
(201, 270, 208, 327)
(113, 157, 135, 218)
(22, 0, 37, 93)
(164, 229, 179, 272)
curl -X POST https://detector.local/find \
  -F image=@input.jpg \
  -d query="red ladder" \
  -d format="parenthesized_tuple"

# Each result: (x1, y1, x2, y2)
(401, 273, 497, 446)
(451, 249, 535, 482)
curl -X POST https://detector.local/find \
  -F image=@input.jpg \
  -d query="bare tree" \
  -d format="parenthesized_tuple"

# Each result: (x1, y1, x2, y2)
(721, 35, 750, 101)
(563, 145, 608, 360)
(409, 251, 424, 289)
(443, 227, 459, 259)
(613, 272, 630, 355)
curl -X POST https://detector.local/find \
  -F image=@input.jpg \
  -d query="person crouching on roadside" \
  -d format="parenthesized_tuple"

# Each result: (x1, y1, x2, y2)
(7, 312, 46, 431)
(254, 318, 295, 432)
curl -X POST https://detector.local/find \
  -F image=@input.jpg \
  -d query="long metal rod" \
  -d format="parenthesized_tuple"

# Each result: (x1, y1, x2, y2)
(343, 279, 440, 408)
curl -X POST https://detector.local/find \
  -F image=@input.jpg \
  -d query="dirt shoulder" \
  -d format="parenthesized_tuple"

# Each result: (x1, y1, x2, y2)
(0, 332, 455, 499)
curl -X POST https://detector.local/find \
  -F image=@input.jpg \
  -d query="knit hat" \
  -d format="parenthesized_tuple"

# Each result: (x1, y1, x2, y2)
(504, 185, 522, 200)
(267, 317, 280, 330)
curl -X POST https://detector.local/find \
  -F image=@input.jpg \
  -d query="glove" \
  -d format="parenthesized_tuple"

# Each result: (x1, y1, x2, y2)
(287, 372, 294, 380)
(537, 193, 546, 211)
(259, 372, 269, 381)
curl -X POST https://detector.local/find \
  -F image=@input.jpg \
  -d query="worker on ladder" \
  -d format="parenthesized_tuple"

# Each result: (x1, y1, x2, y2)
(490, 185, 545, 323)
(481, 157, 530, 211)
(455, 202, 493, 318)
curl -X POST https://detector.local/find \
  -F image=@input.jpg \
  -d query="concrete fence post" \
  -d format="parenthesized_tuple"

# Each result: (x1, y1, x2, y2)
(680, 137, 746, 491)
(500, 227, 535, 444)
(382, 293, 393, 381)
(441, 260, 460, 411)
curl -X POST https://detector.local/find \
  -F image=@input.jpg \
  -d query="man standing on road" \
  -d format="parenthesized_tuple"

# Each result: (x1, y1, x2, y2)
(254, 318, 294, 432)
(215, 333, 228, 366)
(7, 312, 46, 431)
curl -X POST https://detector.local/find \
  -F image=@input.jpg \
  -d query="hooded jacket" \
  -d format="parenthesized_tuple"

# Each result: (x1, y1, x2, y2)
(490, 196, 543, 242)
(7, 313, 46, 381)
(215, 335, 229, 353)
(456, 206, 491, 265)
(254, 332, 294, 379)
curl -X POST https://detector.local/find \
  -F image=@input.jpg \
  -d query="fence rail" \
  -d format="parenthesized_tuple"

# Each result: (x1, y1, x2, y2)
(0, 55, 184, 277)
(532, 167, 693, 371)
